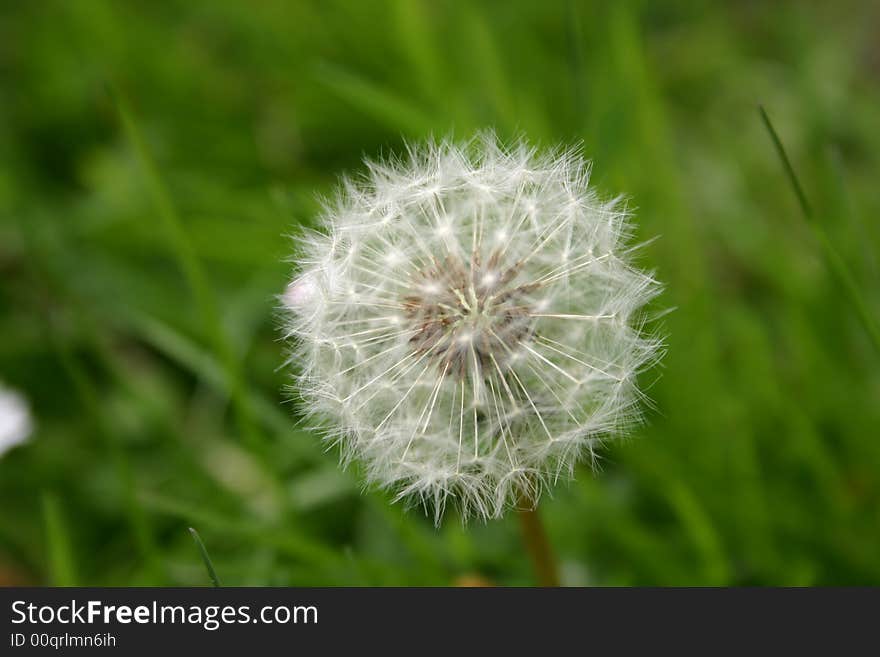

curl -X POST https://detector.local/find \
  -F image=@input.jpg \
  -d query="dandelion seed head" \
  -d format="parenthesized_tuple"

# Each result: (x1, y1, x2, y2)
(283, 133, 662, 522)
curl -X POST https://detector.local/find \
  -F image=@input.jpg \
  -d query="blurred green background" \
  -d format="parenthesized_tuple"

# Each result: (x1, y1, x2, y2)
(1, 0, 879, 586)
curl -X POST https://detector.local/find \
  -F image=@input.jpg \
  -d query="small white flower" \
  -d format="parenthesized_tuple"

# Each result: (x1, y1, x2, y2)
(0, 384, 33, 457)
(283, 134, 662, 522)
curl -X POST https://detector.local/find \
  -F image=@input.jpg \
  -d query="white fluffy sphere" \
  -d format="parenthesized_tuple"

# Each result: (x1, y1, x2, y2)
(283, 134, 661, 522)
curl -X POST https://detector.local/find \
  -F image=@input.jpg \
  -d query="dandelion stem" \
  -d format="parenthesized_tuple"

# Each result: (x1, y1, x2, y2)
(516, 495, 560, 587)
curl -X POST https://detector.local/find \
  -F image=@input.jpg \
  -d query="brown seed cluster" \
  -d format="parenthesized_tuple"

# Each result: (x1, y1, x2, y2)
(403, 251, 537, 379)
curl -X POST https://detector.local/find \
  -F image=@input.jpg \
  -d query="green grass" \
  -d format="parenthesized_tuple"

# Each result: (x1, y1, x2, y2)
(1, 0, 879, 586)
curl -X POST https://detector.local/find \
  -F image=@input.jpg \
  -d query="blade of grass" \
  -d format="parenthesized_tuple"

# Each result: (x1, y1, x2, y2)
(112, 87, 263, 453)
(41, 492, 77, 586)
(825, 146, 878, 277)
(758, 105, 880, 353)
(141, 492, 338, 567)
(758, 106, 813, 217)
(120, 310, 321, 461)
(17, 213, 166, 584)
(188, 527, 221, 587)
(315, 63, 435, 135)
(664, 481, 730, 585)
(51, 330, 166, 582)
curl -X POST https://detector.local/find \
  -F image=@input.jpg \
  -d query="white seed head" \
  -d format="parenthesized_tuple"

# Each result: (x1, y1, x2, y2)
(0, 384, 33, 457)
(283, 134, 662, 523)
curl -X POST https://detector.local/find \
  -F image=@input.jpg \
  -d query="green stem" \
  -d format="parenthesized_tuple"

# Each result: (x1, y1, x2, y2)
(516, 496, 560, 587)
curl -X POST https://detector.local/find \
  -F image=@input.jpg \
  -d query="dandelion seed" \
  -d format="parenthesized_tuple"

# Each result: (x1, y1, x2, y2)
(282, 133, 662, 522)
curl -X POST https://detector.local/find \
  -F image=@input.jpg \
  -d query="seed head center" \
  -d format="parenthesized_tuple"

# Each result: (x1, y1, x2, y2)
(403, 253, 536, 378)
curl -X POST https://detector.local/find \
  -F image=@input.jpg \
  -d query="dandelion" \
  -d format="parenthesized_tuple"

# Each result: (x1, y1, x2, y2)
(0, 384, 33, 457)
(283, 134, 661, 525)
